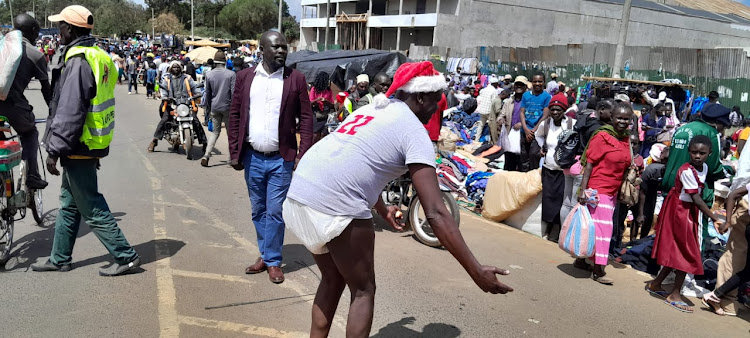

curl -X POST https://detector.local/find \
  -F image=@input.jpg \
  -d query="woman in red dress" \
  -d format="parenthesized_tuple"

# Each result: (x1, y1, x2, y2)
(647, 135, 723, 313)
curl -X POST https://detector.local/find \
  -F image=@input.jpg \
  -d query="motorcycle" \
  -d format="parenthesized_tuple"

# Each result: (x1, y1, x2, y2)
(383, 174, 461, 247)
(160, 99, 207, 160)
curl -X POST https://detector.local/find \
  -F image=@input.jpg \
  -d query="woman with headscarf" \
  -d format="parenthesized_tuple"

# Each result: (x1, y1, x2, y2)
(574, 103, 635, 284)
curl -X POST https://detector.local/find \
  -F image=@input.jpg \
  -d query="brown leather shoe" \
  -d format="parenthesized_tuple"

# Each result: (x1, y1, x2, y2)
(268, 266, 284, 284)
(244, 257, 267, 274)
(147, 140, 156, 153)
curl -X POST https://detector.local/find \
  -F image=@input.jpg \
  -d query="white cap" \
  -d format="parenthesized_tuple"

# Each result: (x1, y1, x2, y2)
(356, 74, 369, 84)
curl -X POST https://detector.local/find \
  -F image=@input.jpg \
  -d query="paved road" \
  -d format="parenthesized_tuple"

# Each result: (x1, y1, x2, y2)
(1, 81, 749, 337)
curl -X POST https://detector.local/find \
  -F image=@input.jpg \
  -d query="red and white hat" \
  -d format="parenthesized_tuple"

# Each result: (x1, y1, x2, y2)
(385, 61, 446, 97)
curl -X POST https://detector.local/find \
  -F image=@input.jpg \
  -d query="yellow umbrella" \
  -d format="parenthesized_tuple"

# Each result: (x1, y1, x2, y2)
(184, 46, 219, 64)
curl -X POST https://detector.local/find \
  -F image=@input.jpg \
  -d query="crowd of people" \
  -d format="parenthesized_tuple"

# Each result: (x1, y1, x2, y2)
(2, 3, 749, 336)
(440, 67, 750, 315)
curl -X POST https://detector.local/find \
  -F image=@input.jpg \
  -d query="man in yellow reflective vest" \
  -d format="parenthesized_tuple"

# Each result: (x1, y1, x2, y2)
(32, 5, 141, 276)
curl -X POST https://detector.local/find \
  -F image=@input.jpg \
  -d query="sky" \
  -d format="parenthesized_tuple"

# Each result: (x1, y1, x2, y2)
(130, 0, 303, 22)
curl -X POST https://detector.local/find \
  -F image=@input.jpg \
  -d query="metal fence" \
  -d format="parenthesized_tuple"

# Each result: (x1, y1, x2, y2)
(410, 43, 750, 110)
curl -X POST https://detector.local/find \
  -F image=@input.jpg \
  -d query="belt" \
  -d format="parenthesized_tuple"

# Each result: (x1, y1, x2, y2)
(246, 143, 280, 157)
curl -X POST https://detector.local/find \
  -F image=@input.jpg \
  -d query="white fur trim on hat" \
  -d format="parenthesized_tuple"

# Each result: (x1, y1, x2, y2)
(372, 93, 390, 109)
(398, 75, 446, 94)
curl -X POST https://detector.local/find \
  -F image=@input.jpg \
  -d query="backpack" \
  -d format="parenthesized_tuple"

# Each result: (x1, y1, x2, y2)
(543, 117, 580, 169)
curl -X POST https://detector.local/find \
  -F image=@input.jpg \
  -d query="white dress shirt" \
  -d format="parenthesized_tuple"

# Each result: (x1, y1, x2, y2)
(248, 65, 284, 152)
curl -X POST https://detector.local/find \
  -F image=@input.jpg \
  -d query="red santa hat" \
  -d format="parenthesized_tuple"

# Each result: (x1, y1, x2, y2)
(385, 61, 446, 97)
(373, 61, 445, 109)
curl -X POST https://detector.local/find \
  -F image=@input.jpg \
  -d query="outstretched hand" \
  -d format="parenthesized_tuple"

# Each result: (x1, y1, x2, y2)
(472, 265, 514, 294)
(379, 205, 404, 231)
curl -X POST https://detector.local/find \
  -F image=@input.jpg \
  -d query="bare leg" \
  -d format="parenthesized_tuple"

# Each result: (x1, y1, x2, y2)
(311, 253, 346, 338)
(327, 219, 376, 338)
(649, 267, 674, 292)
(665, 270, 691, 311)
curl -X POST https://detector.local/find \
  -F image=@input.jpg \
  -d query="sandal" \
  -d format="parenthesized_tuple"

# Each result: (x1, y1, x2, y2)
(664, 300, 693, 313)
(646, 285, 668, 299)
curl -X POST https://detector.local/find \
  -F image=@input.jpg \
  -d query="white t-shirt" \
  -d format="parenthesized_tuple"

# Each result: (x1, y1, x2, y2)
(534, 117, 575, 171)
(287, 100, 436, 219)
(679, 163, 707, 202)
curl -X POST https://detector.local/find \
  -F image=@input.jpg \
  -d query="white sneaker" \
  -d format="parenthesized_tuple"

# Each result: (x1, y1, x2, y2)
(128, 92, 132, 95)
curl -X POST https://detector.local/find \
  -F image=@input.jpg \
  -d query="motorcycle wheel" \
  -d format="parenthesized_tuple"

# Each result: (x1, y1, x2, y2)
(407, 191, 460, 248)
(183, 129, 193, 159)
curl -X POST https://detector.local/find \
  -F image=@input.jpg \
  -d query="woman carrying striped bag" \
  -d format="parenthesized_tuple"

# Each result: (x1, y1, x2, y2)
(574, 103, 635, 284)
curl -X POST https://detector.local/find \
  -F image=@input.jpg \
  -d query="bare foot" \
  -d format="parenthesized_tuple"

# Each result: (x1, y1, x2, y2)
(647, 282, 666, 293)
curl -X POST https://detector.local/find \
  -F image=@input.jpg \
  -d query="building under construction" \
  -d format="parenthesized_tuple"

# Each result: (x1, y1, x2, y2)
(298, 0, 750, 52)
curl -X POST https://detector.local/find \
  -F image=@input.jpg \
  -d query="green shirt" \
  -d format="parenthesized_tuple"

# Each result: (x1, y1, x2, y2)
(662, 120, 724, 205)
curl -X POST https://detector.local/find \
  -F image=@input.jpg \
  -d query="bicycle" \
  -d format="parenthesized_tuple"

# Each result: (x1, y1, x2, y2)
(0, 117, 46, 265)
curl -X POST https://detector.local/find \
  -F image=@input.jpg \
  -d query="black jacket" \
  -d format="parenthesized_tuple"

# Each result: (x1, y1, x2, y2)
(44, 36, 108, 159)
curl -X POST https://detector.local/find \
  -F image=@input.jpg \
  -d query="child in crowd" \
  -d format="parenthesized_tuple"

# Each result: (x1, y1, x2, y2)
(647, 135, 724, 313)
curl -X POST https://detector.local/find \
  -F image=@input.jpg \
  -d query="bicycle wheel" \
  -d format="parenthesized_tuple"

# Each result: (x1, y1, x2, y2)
(15, 178, 25, 219)
(0, 216, 13, 265)
(29, 188, 43, 224)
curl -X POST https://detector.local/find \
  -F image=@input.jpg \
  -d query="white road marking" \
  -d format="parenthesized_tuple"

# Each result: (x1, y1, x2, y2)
(178, 316, 307, 337)
(139, 150, 180, 337)
(171, 269, 255, 284)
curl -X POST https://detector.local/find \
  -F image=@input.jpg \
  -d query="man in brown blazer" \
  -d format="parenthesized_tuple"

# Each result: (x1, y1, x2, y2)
(227, 30, 313, 284)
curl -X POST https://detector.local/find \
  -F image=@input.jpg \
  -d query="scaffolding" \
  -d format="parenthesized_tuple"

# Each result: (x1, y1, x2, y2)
(336, 13, 368, 50)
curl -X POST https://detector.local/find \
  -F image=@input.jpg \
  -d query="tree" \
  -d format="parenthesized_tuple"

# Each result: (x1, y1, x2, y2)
(218, 0, 276, 39)
(152, 12, 184, 34)
(281, 16, 299, 43)
(94, 0, 148, 37)
(193, 25, 235, 39)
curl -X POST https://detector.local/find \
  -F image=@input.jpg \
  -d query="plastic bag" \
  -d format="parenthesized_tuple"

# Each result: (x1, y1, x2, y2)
(559, 204, 596, 258)
(507, 128, 522, 154)
(497, 124, 510, 151)
(0, 31, 23, 101)
(207, 118, 213, 132)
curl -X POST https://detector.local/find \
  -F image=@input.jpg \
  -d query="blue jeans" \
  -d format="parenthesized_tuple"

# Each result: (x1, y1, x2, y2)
(243, 150, 294, 267)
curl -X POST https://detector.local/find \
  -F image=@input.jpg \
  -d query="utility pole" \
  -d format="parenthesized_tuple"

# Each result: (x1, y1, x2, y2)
(278, 0, 283, 33)
(8, 0, 13, 25)
(324, 0, 330, 50)
(612, 0, 632, 78)
(190, 0, 194, 41)
(151, 8, 155, 41)
(213, 15, 216, 38)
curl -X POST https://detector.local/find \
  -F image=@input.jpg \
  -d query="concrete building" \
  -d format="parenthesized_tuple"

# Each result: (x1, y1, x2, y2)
(298, 0, 750, 51)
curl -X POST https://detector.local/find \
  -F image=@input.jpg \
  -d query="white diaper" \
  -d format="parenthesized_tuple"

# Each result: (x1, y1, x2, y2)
(283, 198, 354, 254)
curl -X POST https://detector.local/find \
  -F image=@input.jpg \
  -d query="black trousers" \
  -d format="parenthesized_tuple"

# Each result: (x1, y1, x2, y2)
(504, 153, 521, 171)
(520, 135, 541, 172)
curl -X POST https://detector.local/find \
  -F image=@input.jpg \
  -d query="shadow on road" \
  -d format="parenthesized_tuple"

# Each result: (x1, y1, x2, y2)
(371, 317, 461, 338)
(282, 243, 317, 275)
(556, 263, 592, 279)
(71, 238, 186, 270)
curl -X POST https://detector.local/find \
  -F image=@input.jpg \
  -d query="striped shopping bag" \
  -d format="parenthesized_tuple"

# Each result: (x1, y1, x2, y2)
(559, 203, 596, 258)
